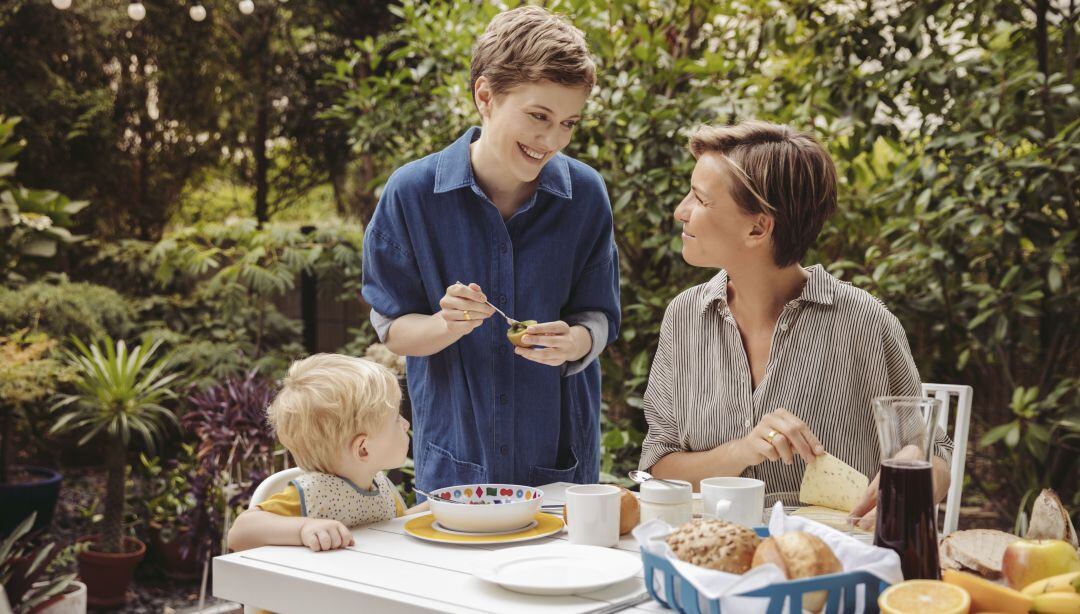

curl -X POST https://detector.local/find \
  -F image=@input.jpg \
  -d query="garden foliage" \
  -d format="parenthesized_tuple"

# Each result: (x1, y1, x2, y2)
(329, 0, 1079, 520)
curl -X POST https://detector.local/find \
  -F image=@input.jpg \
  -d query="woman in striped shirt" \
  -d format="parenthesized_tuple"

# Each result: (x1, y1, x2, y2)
(639, 121, 952, 528)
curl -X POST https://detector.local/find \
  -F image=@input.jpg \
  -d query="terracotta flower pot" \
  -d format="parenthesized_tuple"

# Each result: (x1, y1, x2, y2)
(75, 536, 146, 609)
(148, 521, 200, 580)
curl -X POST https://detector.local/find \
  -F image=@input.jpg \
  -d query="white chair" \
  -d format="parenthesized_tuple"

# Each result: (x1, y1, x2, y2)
(248, 466, 304, 510)
(0, 585, 13, 614)
(920, 383, 973, 536)
(239, 466, 305, 614)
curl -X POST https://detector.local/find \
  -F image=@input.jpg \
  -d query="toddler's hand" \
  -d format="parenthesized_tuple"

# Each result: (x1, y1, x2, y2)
(299, 518, 354, 552)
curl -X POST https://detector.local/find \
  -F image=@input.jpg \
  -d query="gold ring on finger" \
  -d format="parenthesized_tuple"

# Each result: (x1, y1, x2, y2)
(766, 430, 779, 442)
(464, 310, 471, 321)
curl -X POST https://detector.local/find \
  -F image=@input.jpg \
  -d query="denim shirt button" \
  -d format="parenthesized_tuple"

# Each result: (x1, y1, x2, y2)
(500, 243, 508, 254)
(498, 294, 507, 305)
(499, 393, 508, 405)
(496, 344, 507, 354)
(500, 445, 509, 455)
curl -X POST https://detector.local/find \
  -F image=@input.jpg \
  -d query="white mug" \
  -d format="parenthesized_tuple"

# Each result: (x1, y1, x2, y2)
(700, 477, 765, 526)
(564, 484, 621, 547)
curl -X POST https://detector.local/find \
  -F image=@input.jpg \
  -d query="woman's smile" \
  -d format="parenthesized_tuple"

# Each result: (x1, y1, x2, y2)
(517, 142, 549, 164)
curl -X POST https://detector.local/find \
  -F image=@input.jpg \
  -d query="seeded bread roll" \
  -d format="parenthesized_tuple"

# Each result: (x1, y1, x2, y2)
(666, 519, 762, 574)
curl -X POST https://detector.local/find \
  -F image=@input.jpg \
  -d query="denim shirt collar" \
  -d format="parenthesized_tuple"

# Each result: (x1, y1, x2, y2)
(433, 126, 573, 199)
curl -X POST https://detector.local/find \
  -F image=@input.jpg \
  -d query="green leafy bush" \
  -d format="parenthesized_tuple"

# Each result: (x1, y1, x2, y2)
(330, 0, 1079, 523)
(140, 219, 363, 385)
(0, 116, 89, 283)
(0, 330, 75, 483)
(0, 279, 134, 341)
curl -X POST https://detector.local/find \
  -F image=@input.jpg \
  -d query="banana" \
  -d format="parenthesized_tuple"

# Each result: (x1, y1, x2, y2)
(1031, 591, 1080, 613)
(1024, 572, 1080, 597)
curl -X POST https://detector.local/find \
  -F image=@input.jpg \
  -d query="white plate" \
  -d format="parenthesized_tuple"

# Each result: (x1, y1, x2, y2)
(473, 544, 641, 596)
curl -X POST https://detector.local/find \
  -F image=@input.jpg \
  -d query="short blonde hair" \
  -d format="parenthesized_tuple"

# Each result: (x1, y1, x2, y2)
(689, 121, 838, 267)
(267, 354, 401, 474)
(470, 6, 595, 104)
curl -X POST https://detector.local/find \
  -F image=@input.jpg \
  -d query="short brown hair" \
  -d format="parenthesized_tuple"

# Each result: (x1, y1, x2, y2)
(689, 121, 838, 267)
(470, 6, 595, 103)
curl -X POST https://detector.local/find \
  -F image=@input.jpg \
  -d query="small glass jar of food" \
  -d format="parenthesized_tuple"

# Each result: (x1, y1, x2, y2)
(638, 479, 693, 526)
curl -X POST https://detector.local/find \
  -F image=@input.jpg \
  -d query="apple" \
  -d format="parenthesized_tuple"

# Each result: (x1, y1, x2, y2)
(1002, 539, 1080, 591)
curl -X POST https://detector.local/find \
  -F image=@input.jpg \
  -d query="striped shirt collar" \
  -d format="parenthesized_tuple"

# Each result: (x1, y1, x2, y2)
(699, 263, 837, 315)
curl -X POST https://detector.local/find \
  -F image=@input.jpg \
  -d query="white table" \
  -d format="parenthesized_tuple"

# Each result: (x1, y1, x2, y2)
(213, 482, 667, 614)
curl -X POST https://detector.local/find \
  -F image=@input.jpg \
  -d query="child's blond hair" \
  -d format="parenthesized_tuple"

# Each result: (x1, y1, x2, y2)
(267, 354, 401, 474)
(470, 5, 595, 103)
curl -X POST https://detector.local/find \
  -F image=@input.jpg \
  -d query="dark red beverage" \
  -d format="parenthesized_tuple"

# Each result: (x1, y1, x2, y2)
(874, 459, 940, 580)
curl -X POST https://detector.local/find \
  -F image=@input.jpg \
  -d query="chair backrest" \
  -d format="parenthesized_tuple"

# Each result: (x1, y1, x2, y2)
(920, 383, 973, 536)
(0, 584, 13, 614)
(239, 462, 305, 614)
(249, 466, 305, 510)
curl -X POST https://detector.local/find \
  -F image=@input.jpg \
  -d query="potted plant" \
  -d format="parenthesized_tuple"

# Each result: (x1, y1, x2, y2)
(50, 338, 180, 609)
(134, 445, 199, 580)
(0, 513, 77, 614)
(0, 331, 73, 537)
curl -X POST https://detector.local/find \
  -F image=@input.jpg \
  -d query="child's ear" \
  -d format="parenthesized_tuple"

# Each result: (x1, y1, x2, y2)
(474, 76, 494, 120)
(350, 433, 369, 462)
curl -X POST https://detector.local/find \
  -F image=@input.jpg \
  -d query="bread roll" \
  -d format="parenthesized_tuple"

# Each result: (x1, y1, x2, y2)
(751, 532, 842, 613)
(666, 519, 761, 574)
(619, 487, 640, 535)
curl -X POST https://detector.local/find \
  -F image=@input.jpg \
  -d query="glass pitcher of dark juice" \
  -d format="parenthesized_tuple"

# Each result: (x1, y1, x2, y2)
(872, 396, 942, 580)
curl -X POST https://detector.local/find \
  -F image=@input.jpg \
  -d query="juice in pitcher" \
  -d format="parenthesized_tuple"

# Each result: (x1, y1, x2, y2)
(871, 396, 943, 580)
(874, 458, 940, 580)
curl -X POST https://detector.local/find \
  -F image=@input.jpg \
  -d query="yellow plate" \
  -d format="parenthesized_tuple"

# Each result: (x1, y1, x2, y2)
(404, 512, 564, 545)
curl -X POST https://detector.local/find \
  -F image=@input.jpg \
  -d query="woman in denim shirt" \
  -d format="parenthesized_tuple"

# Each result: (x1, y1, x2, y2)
(361, 7, 620, 494)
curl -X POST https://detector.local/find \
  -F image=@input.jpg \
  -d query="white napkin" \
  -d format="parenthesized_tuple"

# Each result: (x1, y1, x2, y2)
(632, 502, 904, 614)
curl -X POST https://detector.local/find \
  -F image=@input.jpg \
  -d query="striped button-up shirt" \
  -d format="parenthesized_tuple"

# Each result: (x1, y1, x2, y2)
(639, 264, 953, 494)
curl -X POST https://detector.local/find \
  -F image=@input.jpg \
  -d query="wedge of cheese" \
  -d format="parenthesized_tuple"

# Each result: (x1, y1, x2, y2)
(799, 453, 869, 513)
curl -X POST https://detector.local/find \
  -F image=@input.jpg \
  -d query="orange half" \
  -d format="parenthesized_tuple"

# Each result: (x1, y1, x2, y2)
(879, 580, 971, 614)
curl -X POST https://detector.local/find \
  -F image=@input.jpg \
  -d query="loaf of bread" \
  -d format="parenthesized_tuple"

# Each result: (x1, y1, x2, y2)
(751, 532, 842, 613)
(666, 519, 762, 574)
(1026, 489, 1078, 548)
(938, 529, 1020, 578)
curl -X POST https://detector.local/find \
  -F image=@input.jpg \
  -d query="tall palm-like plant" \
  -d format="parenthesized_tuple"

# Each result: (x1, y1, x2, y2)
(51, 338, 180, 553)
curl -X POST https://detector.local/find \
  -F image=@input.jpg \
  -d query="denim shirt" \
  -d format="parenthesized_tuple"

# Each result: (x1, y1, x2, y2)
(362, 127, 621, 491)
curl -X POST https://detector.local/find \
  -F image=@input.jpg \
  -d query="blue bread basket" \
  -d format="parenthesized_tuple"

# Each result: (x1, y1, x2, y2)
(640, 528, 890, 614)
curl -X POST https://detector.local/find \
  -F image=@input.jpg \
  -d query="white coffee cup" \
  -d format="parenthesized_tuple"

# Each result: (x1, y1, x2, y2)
(564, 484, 621, 547)
(700, 477, 765, 526)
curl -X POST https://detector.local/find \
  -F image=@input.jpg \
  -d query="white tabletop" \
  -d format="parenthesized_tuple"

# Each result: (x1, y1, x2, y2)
(212, 482, 668, 614)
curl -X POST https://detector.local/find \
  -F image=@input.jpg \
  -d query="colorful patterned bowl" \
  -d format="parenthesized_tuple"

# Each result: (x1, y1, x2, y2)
(428, 484, 544, 533)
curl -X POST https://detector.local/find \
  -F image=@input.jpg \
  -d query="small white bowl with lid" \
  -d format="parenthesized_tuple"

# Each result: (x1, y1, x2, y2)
(638, 478, 693, 526)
